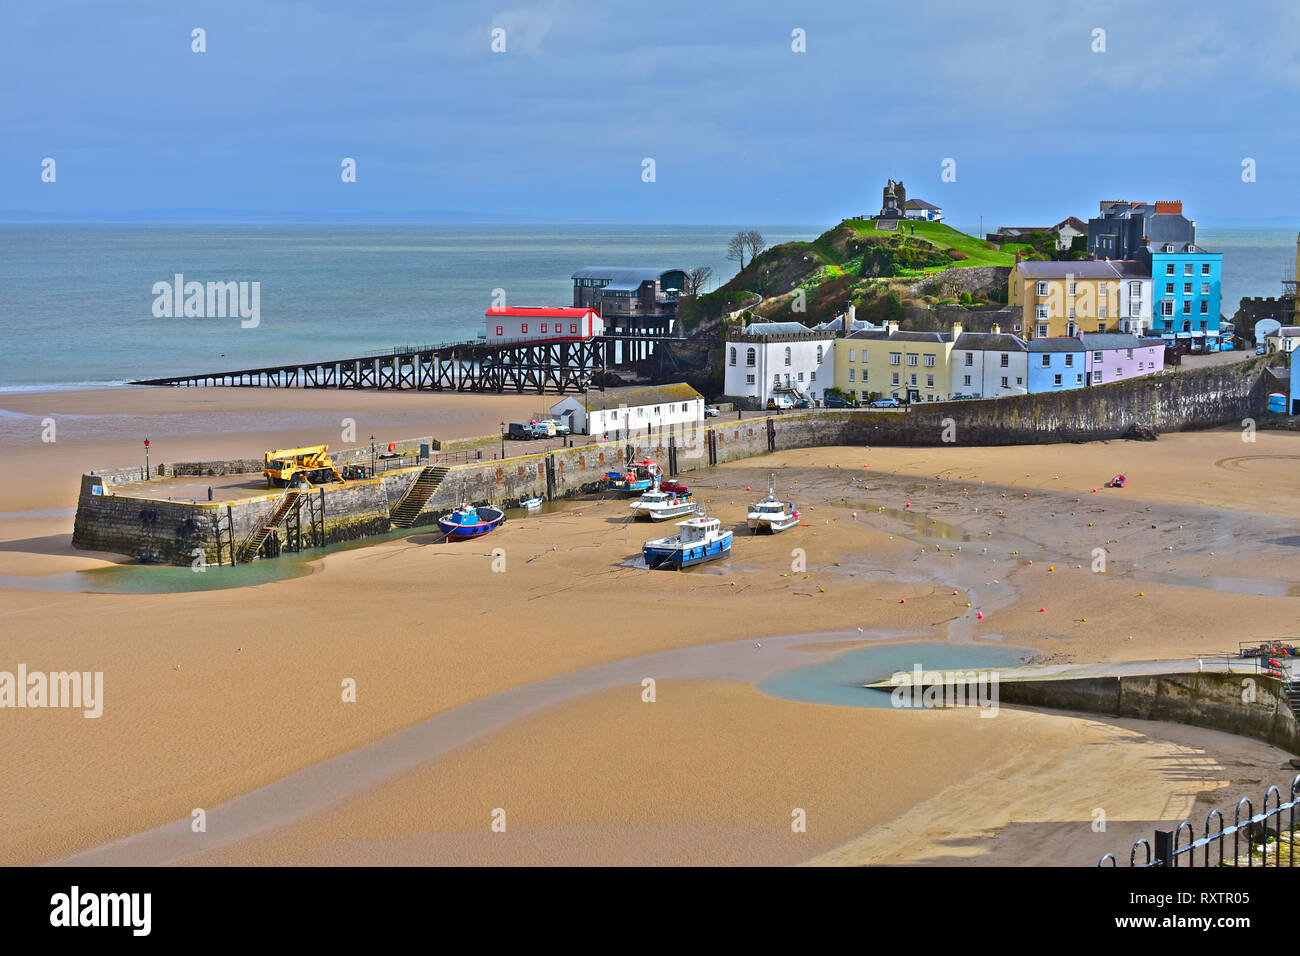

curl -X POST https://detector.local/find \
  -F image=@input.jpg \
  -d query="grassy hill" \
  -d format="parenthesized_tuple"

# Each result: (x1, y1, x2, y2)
(673, 218, 1024, 334)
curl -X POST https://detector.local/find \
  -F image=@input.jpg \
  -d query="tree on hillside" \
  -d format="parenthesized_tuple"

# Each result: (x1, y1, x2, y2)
(726, 232, 748, 270)
(860, 244, 898, 278)
(684, 265, 714, 296)
(744, 230, 767, 262)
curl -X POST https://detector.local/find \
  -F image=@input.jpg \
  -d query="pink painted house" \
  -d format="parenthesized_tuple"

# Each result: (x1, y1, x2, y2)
(1081, 333, 1165, 386)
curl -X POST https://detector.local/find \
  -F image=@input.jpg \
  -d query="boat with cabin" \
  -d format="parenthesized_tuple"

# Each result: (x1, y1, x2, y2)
(437, 501, 506, 539)
(642, 512, 733, 570)
(629, 478, 697, 521)
(746, 474, 800, 533)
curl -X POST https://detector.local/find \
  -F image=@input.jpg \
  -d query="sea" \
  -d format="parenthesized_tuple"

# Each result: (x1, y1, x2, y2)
(0, 223, 1293, 390)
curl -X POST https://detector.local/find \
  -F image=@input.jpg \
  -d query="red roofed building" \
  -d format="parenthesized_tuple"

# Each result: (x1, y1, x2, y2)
(484, 306, 603, 345)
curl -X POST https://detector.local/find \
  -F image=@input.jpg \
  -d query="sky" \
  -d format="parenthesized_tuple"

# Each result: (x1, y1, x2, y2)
(2, 0, 1298, 226)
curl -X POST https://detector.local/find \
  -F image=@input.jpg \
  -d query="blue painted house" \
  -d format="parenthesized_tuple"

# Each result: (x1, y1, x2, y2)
(1027, 338, 1086, 393)
(1149, 241, 1223, 352)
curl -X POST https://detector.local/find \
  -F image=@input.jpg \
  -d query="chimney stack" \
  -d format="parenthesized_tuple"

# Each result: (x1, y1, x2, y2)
(887, 320, 900, 336)
(951, 322, 963, 341)
(991, 323, 1001, 335)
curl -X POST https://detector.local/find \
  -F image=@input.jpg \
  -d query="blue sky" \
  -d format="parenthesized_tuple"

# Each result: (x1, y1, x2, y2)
(2, 0, 1298, 225)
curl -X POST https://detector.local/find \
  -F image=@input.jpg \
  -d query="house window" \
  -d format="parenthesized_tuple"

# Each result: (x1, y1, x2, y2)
(1200, 301, 1209, 315)
(654, 406, 661, 415)
(816, 345, 824, 363)
(998, 353, 1008, 367)
(1202, 263, 1211, 275)
(1126, 348, 1133, 359)
(1166, 264, 1175, 275)
(1067, 322, 1077, 336)
(1036, 323, 1049, 337)
(746, 348, 756, 367)
(797, 372, 805, 382)
(909, 373, 917, 386)
(1099, 283, 1108, 296)
(924, 354, 935, 367)
(496, 326, 504, 336)
(1161, 301, 1174, 317)
(784, 347, 792, 366)
(1064, 354, 1073, 367)
(1099, 307, 1107, 318)
(849, 349, 856, 362)
(1076, 374, 1083, 384)
(1165, 283, 1174, 294)
(861, 370, 867, 381)
(1035, 305, 1049, 319)
(1093, 352, 1102, 362)
(745, 374, 755, 385)
(1053, 374, 1062, 387)
(1016, 377, 1023, 385)
(891, 372, 900, 385)
(964, 353, 973, 366)
(926, 375, 934, 387)
(848, 369, 856, 382)
(1184, 264, 1193, 275)
(963, 375, 971, 386)
(729, 347, 737, 366)
(773, 374, 781, 384)
(889, 352, 901, 365)
(1040, 354, 1051, 368)
(1068, 283, 1077, 295)
(1129, 282, 1141, 295)
(1183, 283, 1192, 294)
(1092, 370, 1101, 383)
(1182, 301, 1191, 315)
(907, 354, 918, 366)
(1036, 281, 1049, 296)
(1001, 376, 1008, 387)
(810, 371, 816, 381)
(1200, 283, 1209, 295)
(1097, 324, 1106, 333)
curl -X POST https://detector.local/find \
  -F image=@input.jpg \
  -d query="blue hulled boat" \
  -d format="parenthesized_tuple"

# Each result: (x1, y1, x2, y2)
(437, 502, 505, 539)
(605, 460, 660, 494)
(642, 514, 732, 570)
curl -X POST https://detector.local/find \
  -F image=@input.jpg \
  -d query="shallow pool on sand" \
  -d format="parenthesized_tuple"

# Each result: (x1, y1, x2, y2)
(757, 640, 1034, 709)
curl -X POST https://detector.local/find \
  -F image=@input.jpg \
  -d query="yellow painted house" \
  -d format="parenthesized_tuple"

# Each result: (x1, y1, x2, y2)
(1009, 260, 1148, 338)
(834, 321, 960, 403)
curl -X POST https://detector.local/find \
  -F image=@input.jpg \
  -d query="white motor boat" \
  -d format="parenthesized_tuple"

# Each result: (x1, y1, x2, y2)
(629, 485, 697, 522)
(746, 474, 800, 533)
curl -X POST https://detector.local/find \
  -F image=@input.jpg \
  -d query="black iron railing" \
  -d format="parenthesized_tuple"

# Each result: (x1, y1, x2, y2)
(1100, 775, 1300, 867)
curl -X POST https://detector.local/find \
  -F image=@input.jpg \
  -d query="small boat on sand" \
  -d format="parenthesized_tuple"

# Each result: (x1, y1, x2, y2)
(629, 481, 697, 521)
(437, 502, 505, 539)
(642, 513, 732, 570)
(746, 475, 800, 533)
(519, 496, 544, 510)
(1106, 474, 1127, 489)
(605, 460, 660, 494)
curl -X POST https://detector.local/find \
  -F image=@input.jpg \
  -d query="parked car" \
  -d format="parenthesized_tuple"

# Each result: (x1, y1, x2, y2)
(704, 405, 720, 418)
(822, 395, 853, 408)
(869, 397, 901, 408)
(506, 422, 537, 440)
(529, 420, 556, 437)
(766, 395, 795, 409)
(541, 419, 570, 436)
(660, 479, 690, 495)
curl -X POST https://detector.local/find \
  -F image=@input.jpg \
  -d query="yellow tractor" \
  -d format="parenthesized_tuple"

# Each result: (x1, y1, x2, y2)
(263, 445, 345, 488)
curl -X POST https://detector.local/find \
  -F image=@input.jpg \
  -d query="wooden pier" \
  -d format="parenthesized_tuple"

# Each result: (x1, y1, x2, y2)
(131, 333, 671, 393)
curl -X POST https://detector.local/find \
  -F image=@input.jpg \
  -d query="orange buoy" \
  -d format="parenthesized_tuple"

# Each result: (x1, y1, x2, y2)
(976, 611, 984, 620)
(1039, 607, 1046, 613)
(900, 598, 906, 604)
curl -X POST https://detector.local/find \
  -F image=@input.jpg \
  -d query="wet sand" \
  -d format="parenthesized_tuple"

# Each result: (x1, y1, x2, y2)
(1, 387, 1297, 865)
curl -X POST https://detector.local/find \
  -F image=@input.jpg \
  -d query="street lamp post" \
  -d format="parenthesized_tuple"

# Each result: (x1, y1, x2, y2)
(143, 438, 150, 480)
(369, 435, 376, 477)
(500, 421, 505, 460)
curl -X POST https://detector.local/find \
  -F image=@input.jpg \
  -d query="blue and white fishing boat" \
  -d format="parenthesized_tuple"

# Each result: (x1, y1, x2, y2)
(437, 501, 505, 539)
(519, 496, 544, 510)
(642, 513, 732, 570)
(746, 474, 800, 534)
(605, 460, 659, 494)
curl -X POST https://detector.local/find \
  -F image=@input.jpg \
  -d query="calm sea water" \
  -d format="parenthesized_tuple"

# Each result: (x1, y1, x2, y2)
(0, 223, 1292, 389)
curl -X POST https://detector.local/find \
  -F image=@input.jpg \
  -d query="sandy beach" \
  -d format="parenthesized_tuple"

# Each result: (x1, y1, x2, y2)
(1, 386, 1297, 866)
